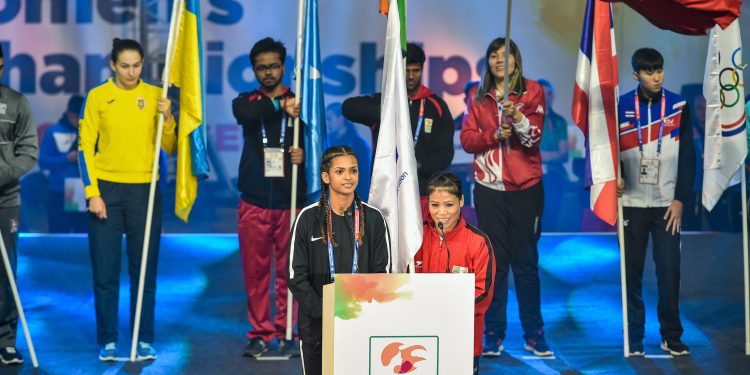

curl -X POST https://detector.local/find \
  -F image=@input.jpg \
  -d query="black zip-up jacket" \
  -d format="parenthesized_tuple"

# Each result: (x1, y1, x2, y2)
(232, 87, 306, 209)
(287, 201, 392, 343)
(0, 85, 38, 208)
(342, 84, 455, 195)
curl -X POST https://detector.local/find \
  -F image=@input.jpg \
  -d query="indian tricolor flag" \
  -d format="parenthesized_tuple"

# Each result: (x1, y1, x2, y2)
(379, 0, 406, 52)
(370, 0, 422, 272)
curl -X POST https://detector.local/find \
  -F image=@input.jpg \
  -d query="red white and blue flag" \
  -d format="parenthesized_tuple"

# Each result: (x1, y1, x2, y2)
(572, 0, 619, 226)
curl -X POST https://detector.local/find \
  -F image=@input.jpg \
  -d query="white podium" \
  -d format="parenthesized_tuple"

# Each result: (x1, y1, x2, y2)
(322, 273, 474, 375)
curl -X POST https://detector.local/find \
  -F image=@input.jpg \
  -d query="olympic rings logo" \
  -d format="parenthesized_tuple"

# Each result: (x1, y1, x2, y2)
(719, 47, 746, 108)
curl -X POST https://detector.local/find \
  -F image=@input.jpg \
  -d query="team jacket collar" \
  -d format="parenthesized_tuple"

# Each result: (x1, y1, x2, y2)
(637, 85, 663, 103)
(259, 85, 290, 99)
(428, 216, 467, 240)
(408, 84, 435, 101)
(485, 87, 524, 100)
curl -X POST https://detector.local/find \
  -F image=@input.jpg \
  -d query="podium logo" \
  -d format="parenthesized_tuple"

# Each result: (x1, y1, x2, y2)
(381, 342, 425, 373)
(370, 336, 438, 374)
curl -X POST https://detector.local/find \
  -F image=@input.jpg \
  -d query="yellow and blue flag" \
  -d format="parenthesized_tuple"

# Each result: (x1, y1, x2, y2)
(301, 0, 327, 199)
(169, 0, 209, 222)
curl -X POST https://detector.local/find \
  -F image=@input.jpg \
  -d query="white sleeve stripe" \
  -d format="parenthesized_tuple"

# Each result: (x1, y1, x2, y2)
(363, 202, 392, 273)
(287, 203, 319, 279)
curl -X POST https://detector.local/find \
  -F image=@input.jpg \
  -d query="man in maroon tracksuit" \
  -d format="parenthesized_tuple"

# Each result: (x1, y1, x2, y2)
(232, 37, 306, 358)
(342, 43, 454, 219)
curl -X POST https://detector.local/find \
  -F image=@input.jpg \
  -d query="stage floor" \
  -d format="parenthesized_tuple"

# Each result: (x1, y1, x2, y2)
(3, 232, 749, 374)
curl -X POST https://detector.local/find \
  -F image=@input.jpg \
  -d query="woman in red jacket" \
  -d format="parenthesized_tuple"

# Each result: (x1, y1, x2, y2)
(414, 171, 494, 375)
(460, 37, 553, 357)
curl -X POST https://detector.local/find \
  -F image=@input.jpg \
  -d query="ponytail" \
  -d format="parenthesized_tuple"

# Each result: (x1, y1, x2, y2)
(111, 38, 144, 63)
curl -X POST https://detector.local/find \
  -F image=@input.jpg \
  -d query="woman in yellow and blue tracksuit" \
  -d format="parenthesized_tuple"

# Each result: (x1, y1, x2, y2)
(78, 38, 176, 361)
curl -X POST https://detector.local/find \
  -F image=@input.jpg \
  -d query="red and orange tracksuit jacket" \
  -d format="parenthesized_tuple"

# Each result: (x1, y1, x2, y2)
(414, 216, 495, 357)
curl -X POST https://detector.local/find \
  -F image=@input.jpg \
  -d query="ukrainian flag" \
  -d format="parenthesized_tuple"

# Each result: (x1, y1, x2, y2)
(169, 0, 209, 222)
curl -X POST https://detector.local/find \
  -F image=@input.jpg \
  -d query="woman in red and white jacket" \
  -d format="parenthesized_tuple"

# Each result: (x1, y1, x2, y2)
(414, 172, 494, 375)
(460, 37, 553, 357)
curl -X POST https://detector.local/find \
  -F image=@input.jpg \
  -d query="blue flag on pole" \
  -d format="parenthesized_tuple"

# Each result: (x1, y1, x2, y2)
(301, 0, 327, 199)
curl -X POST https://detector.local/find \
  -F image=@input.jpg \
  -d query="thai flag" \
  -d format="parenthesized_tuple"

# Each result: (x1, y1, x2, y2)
(572, 0, 619, 226)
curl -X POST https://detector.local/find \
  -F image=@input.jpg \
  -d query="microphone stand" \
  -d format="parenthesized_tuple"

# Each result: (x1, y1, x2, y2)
(437, 222, 452, 273)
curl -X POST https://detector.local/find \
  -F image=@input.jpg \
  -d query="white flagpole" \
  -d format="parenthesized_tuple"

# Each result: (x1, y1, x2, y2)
(287, 0, 307, 342)
(503, 0, 512, 153)
(742, 167, 749, 355)
(615, 89, 628, 357)
(0, 230, 37, 367)
(129, 0, 184, 361)
(617, 150, 629, 357)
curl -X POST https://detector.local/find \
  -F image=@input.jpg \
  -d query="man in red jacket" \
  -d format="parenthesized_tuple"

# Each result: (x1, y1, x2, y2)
(342, 43, 454, 219)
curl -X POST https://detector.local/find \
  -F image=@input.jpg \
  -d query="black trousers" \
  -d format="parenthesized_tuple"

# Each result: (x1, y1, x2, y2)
(623, 206, 684, 344)
(301, 339, 322, 375)
(476, 182, 545, 342)
(0, 207, 19, 347)
(88, 181, 161, 345)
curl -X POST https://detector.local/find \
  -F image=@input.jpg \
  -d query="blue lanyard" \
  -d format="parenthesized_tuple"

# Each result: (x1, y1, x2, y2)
(326, 196, 360, 281)
(634, 90, 666, 156)
(413, 99, 425, 146)
(260, 112, 287, 149)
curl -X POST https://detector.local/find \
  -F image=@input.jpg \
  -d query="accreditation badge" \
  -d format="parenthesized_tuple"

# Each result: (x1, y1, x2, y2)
(451, 265, 469, 274)
(424, 118, 433, 133)
(0, 103, 6, 115)
(639, 158, 659, 185)
(137, 97, 146, 110)
(64, 178, 87, 212)
(264, 147, 285, 177)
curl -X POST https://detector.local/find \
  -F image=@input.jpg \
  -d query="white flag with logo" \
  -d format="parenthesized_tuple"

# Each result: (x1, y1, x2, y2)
(702, 19, 747, 211)
(369, 0, 423, 272)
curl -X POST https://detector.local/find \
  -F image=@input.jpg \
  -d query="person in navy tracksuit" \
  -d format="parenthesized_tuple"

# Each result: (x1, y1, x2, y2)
(617, 48, 695, 356)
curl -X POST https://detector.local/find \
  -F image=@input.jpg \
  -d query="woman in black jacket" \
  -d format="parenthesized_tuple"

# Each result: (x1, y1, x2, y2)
(288, 145, 391, 375)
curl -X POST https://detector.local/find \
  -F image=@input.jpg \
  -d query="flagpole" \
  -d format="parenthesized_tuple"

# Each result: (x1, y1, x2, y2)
(129, 0, 184, 361)
(613, 62, 629, 359)
(617, 161, 629, 357)
(503, 0, 512, 153)
(287, 0, 307, 342)
(742, 167, 750, 355)
(0, 230, 37, 367)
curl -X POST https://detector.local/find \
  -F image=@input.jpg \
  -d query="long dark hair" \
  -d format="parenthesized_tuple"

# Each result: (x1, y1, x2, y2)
(318, 146, 365, 247)
(110, 38, 143, 63)
(476, 37, 525, 103)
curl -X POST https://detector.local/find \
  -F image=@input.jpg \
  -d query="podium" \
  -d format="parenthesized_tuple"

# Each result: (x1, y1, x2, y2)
(322, 273, 474, 375)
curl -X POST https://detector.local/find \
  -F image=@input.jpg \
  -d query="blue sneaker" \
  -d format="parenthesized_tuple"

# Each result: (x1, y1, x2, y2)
(523, 330, 554, 357)
(137, 342, 157, 361)
(98, 343, 117, 362)
(481, 338, 504, 357)
(661, 338, 689, 356)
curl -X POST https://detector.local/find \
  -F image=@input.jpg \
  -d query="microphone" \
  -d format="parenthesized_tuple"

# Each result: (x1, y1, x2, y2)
(437, 222, 452, 274)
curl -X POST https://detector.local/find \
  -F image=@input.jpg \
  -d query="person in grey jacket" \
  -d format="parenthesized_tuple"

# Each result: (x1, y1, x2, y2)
(0, 44, 39, 365)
